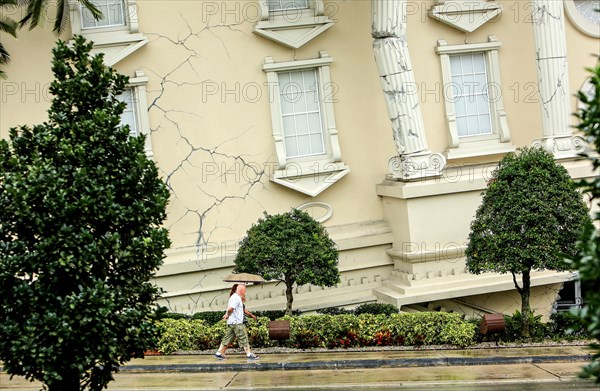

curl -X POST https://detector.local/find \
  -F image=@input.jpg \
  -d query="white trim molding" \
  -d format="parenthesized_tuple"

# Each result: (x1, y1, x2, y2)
(428, 0, 502, 33)
(564, 0, 600, 38)
(371, 0, 446, 181)
(125, 70, 154, 159)
(253, 0, 334, 48)
(436, 36, 516, 160)
(530, 0, 586, 158)
(69, 0, 148, 66)
(263, 51, 350, 197)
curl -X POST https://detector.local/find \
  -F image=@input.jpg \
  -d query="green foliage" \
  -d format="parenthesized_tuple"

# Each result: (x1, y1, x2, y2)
(0, 0, 102, 78)
(354, 303, 399, 316)
(500, 311, 547, 343)
(191, 311, 222, 325)
(254, 309, 300, 320)
(0, 0, 18, 78)
(154, 310, 594, 353)
(234, 209, 340, 315)
(569, 58, 600, 383)
(317, 303, 398, 316)
(154, 312, 478, 353)
(0, 36, 170, 391)
(466, 146, 590, 276)
(548, 312, 592, 341)
(466, 146, 591, 338)
(317, 307, 353, 315)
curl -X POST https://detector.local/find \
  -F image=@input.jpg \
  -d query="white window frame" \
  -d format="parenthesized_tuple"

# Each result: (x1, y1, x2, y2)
(437, 36, 515, 160)
(69, 0, 147, 66)
(263, 51, 349, 197)
(267, 0, 310, 12)
(80, 0, 127, 30)
(254, 0, 333, 49)
(120, 70, 154, 159)
(70, 0, 138, 36)
(564, 0, 600, 38)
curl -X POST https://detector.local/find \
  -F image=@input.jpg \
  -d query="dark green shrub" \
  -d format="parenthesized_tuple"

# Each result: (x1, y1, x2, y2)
(0, 36, 171, 391)
(192, 311, 223, 325)
(466, 146, 592, 339)
(154, 312, 478, 353)
(501, 311, 547, 342)
(569, 59, 600, 383)
(354, 303, 399, 316)
(294, 329, 321, 349)
(316, 307, 353, 315)
(548, 311, 591, 340)
(255, 309, 300, 320)
(234, 209, 340, 315)
(157, 311, 190, 321)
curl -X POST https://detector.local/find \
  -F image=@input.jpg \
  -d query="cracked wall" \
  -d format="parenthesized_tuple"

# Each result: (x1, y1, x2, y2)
(0, 0, 597, 315)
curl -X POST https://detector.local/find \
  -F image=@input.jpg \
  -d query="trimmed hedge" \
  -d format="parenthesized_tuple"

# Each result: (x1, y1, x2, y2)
(155, 312, 477, 354)
(317, 303, 399, 316)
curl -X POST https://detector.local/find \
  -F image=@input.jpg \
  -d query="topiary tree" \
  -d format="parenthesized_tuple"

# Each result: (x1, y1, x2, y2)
(569, 58, 600, 383)
(234, 209, 340, 315)
(0, 36, 171, 391)
(465, 146, 591, 339)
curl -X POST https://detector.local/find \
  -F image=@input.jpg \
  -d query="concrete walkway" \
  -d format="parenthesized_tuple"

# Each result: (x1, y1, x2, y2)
(1, 345, 597, 390)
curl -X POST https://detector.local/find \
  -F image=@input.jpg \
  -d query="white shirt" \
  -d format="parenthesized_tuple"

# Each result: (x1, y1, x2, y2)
(226, 293, 244, 325)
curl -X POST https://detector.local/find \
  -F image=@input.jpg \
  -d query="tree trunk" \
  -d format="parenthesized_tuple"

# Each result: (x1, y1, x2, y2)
(48, 372, 80, 391)
(521, 269, 531, 339)
(285, 280, 294, 316)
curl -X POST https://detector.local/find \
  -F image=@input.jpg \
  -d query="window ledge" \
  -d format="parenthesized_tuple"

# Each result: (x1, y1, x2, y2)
(271, 162, 350, 197)
(445, 140, 516, 160)
(254, 18, 333, 49)
(71, 33, 148, 66)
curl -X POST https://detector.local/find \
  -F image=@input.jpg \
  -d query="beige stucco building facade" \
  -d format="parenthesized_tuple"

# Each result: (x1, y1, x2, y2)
(1, 0, 598, 319)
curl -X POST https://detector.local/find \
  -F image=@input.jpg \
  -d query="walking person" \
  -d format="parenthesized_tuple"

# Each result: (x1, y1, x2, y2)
(228, 283, 257, 324)
(214, 284, 259, 360)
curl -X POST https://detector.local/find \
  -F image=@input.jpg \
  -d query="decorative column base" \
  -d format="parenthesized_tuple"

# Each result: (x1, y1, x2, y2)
(387, 150, 446, 181)
(531, 135, 587, 159)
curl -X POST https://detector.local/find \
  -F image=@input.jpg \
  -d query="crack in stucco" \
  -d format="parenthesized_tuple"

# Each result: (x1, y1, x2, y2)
(142, 14, 269, 312)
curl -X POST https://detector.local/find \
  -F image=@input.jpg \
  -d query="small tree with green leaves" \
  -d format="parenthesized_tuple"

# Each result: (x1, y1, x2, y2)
(234, 209, 340, 315)
(465, 146, 591, 339)
(0, 36, 170, 391)
(569, 58, 600, 383)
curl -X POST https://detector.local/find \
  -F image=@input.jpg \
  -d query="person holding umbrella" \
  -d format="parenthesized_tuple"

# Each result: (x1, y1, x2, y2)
(214, 284, 259, 360)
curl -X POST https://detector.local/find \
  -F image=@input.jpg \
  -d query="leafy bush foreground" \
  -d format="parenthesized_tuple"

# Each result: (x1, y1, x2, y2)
(155, 312, 476, 354)
(155, 311, 591, 354)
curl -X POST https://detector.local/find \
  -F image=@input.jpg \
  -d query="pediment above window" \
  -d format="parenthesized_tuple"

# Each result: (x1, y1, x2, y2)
(272, 162, 350, 197)
(253, 0, 333, 48)
(428, 1, 501, 33)
(86, 33, 148, 66)
(69, 0, 147, 66)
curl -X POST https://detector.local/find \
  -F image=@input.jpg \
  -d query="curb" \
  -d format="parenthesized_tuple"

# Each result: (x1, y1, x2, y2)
(119, 354, 592, 373)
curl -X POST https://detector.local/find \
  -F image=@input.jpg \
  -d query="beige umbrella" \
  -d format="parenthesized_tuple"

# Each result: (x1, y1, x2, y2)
(222, 272, 266, 284)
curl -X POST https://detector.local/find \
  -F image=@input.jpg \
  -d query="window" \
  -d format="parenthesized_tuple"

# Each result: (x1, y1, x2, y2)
(565, 0, 600, 38)
(279, 69, 325, 158)
(263, 52, 349, 197)
(437, 36, 515, 159)
(69, 0, 147, 66)
(81, 0, 126, 29)
(117, 89, 138, 137)
(117, 70, 154, 159)
(267, 0, 309, 12)
(449, 53, 493, 138)
(254, 0, 333, 48)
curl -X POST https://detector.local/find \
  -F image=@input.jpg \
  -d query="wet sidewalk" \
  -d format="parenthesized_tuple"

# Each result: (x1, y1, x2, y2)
(121, 345, 593, 372)
(1, 345, 597, 390)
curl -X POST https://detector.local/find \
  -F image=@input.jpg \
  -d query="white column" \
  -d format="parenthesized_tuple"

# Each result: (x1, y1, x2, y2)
(530, 0, 585, 158)
(372, 0, 445, 181)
